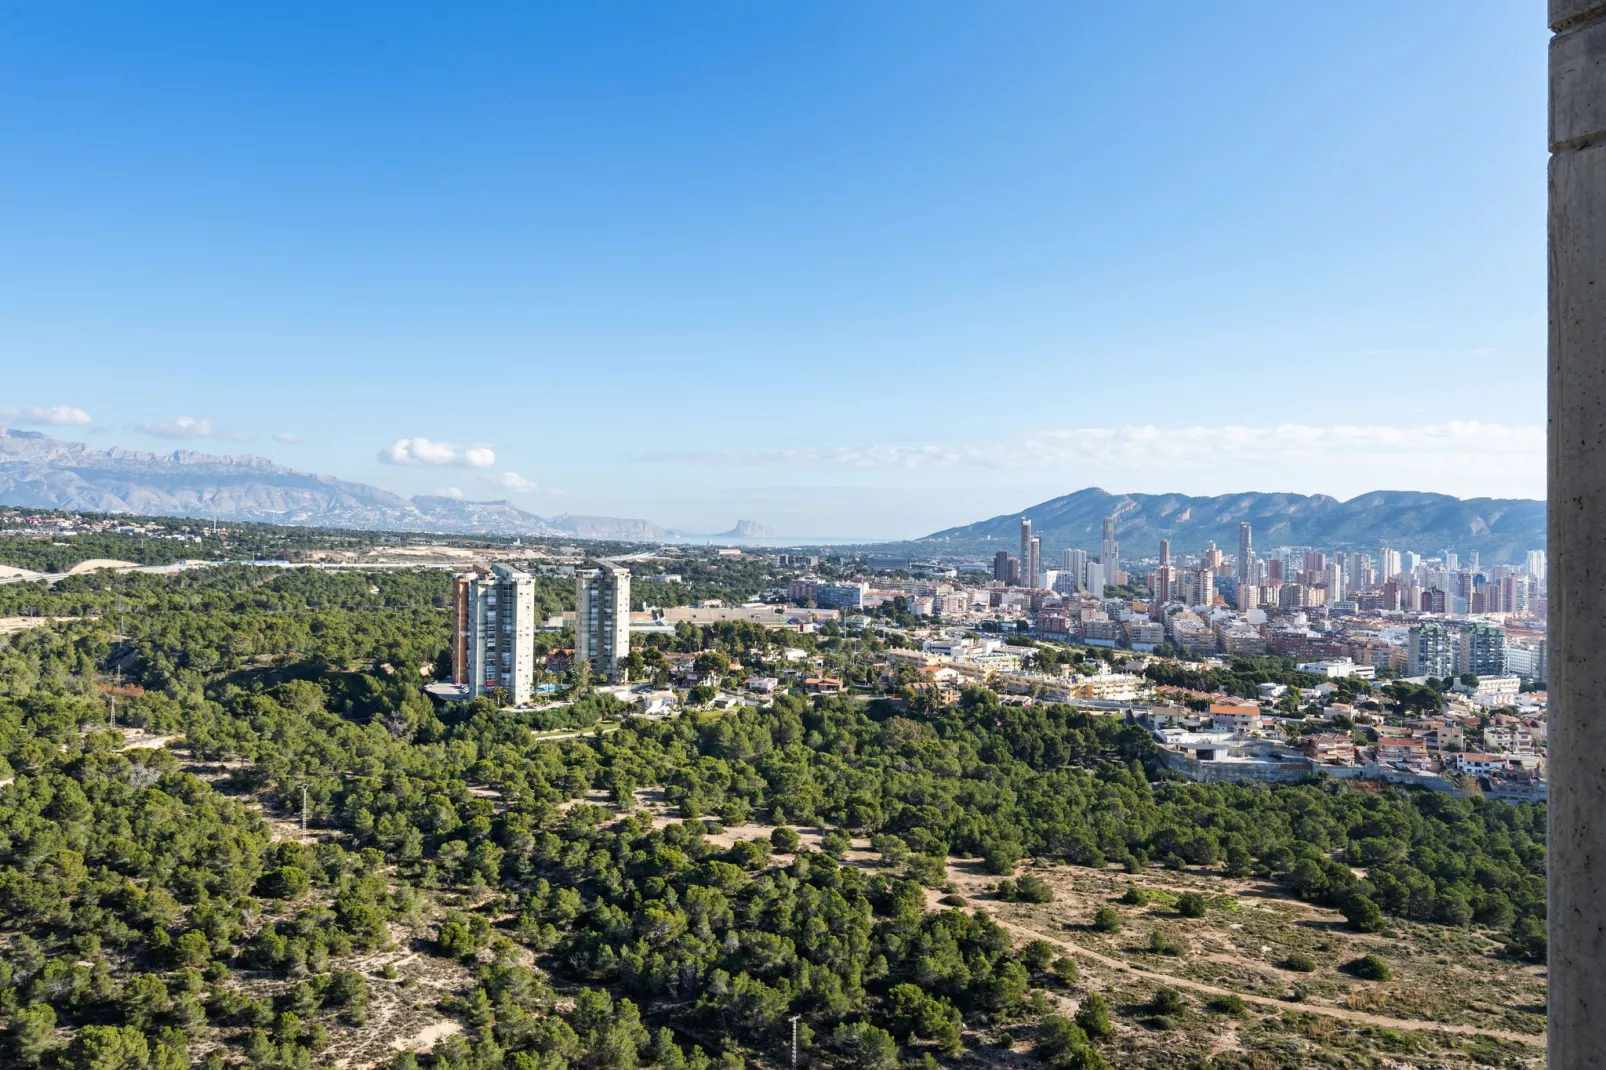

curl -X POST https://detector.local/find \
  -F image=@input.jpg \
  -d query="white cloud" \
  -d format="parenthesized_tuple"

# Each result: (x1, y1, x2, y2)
(435, 486, 465, 499)
(646, 422, 1544, 473)
(5, 405, 95, 427)
(138, 416, 251, 442)
(273, 432, 301, 444)
(495, 471, 538, 492)
(378, 437, 496, 468)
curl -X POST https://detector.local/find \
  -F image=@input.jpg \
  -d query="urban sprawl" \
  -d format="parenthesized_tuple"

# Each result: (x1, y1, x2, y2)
(447, 515, 1548, 806)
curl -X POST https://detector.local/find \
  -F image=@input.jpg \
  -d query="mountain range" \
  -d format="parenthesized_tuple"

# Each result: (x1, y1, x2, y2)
(0, 429, 685, 539)
(922, 487, 1546, 564)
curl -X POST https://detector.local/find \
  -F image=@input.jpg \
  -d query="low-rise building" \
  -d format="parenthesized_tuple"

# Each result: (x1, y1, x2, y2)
(1300, 732, 1358, 763)
(1460, 675, 1523, 707)
(1297, 658, 1375, 680)
(1154, 729, 1312, 783)
(1209, 701, 1263, 734)
(1376, 736, 1429, 766)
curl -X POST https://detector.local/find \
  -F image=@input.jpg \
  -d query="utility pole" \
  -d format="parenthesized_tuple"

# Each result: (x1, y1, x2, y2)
(788, 1014, 801, 1070)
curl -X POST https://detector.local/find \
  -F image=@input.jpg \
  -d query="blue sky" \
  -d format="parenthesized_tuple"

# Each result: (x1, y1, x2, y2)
(0, 2, 1545, 539)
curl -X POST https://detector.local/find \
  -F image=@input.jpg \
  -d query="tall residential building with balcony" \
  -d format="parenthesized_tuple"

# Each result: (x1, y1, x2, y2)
(1408, 621, 1454, 678)
(576, 563, 632, 683)
(464, 564, 535, 704)
(1459, 622, 1508, 678)
(1237, 522, 1252, 582)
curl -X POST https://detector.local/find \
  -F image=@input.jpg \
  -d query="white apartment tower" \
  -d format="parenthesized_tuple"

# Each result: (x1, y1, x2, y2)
(1323, 562, 1345, 603)
(1063, 547, 1087, 592)
(1237, 522, 1253, 582)
(576, 563, 632, 683)
(1100, 516, 1118, 580)
(1527, 549, 1548, 589)
(465, 564, 536, 705)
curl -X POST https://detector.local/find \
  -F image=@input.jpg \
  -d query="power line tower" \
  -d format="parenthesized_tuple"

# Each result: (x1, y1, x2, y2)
(788, 1015, 801, 1070)
(301, 786, 309, 834)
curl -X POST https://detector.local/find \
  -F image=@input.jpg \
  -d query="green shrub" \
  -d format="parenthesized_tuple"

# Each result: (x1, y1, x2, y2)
(1020, 939, 1056, 972)
(1075, 992, 1111, 1039)
(820, 829, 852, 858)
(1281, 952, 1316, 973)
(1343, 894, 1387, 933)
(1016, 875, 1055, 903)
(1176, 892, 1207, 918)
(1150, 987, 1185, 1015)
(1206, 994, 1246, 1016)
(1344, 953, 1392, 981)
(1091, 906, 1121, 933)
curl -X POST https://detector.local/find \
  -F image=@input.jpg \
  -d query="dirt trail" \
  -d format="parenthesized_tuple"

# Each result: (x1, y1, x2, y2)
(928, 878, 1540, 1047)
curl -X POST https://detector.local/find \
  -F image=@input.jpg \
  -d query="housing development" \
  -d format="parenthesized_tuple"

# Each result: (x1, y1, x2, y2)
(435, 514, 1549, 811)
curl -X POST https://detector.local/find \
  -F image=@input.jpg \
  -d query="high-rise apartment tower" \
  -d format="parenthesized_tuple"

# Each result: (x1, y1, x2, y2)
(576, 563, 632, 683)
(464, 564, 535, 705)
(1237, 522, 1253, 582)
(1063, 548, 1087, 592)
(1019, 519, 1039, 590)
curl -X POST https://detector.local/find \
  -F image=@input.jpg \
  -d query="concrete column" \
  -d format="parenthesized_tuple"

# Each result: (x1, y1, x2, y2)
(1551, 2, 1606, 1064)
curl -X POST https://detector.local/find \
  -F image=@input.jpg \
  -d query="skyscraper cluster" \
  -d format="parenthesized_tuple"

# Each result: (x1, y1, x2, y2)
(990, 515, 1120, 595)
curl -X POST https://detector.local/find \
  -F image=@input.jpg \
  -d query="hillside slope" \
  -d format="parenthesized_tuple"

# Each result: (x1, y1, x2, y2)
(0, 429, 663, 537)
(922, 487, 1545, 562)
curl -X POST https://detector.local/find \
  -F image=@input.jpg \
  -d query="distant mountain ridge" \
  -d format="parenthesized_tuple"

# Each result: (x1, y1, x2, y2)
(923, 487, 1545, 564)
(0, 429, 668, 538)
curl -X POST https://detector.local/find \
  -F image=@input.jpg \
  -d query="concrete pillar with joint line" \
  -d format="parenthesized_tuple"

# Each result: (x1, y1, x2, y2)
(1550, 1, 1606, 1063)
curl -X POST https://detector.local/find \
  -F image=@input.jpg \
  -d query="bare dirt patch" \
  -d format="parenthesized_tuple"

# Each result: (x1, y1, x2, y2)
(65, 558, 142, 574)
(0, 615, 74, 634)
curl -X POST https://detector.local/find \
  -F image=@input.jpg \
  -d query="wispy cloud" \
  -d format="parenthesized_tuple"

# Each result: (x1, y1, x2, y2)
(435, 486, 465, 499)
(378, 437, 496, 468)
(645, 421, 1543, 472)
(2, 405, 94, 427)
(272, 432, 301, 444)
(138, 416, 251, 442)
(494, 471, 538, 492)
